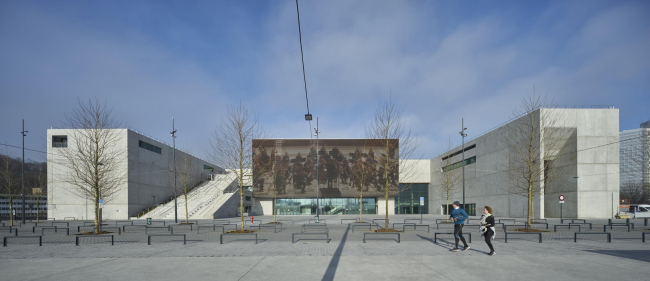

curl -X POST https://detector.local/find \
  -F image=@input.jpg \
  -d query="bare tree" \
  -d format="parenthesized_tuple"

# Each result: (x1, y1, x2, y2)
(174, 151, 200, 224)
(620, 181, 650, 204)
(435, 139, 462, 221)
(502, 94, 573, 225)
(28, 160, 47, 222)
(211, 103, 264, 232)
(54, 99, 127, 233)
(366, 97, 420, 230)
(0, 145, 19, 226)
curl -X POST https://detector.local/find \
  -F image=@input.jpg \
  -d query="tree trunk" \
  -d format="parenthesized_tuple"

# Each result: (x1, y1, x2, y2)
(9, 196, 14, 226)
(359, 193, 363, 222)
(184, 193, 189, 223)
(94, 197, 100, 234)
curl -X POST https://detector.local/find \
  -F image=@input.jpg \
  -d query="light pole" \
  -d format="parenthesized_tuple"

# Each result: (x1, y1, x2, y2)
(171, 118, 178, 224)
(314, 117, 321, 222)
(21, 119, 28, 224)
(459, 119, 467, 209)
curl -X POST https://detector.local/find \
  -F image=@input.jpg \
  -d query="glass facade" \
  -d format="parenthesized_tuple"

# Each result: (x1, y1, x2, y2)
(394, 183, 429, 214)
(275, 197, 377, 215)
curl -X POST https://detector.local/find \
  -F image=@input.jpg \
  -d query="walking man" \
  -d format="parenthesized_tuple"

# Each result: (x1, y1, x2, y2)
(449, 201, 469, 252)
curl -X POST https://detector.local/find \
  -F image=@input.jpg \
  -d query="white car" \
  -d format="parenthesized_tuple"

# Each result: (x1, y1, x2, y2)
(619, 204, 650, 218)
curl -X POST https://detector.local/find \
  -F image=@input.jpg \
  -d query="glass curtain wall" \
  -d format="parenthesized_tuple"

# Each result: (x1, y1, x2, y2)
(395, 183, 429, 214)
(275, 198, 377, 215)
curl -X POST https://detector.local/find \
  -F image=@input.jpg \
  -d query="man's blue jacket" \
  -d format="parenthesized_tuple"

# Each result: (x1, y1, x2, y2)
(449, 208, 468, 225)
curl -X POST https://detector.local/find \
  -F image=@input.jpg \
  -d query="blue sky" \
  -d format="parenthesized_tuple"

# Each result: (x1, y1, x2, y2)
(1, 0, 649, 162)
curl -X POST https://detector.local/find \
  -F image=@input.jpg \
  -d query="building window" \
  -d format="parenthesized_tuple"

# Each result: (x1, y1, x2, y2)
(52, 136, 67, 147)
(442, 203, 476, 216)
(441, 156, 476, 172)
(395, 183, 429, 214)
(203, 165, 214, 172)
(139, 140, 161, 154)
(441, 144, 476, 161)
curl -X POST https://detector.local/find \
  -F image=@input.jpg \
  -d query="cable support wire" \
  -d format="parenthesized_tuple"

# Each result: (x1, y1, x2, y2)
(296, 0, 310, 115)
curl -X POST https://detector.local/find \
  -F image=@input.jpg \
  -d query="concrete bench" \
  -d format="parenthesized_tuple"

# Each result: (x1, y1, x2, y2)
(433, 232, 472, 243)
(33, 226, 57, 233)
(341, 219, 359, 224)
(220, 233, 258, 244)
(642, 232, 650, 242)
(351, 223, 372, 233)
(554, 224, 581, 232)
(100, 227, 122, 235)
(63, 217, 76, 220)
(503, 224, 530, 232)
(404, 219, 422, 224)
(505, 232, 542, 243)
(575, 232, 611, 243)
(75, 235, 114, 246)
(19, 222, 38, 227)
(115, 221, 133, 226)
(402, 224, 430, 233)
(301, 224, 328, 233)
(249, 224, 280, 233)
(52, 222, 69, 227)
(146, 226, 172, 235)
(245, 220, 263, 225)
(531, 219, 547, 223)
(197, 224, 236, 234)
(122, 225, 146, 232)
(309, 219, 326, 224)
(83, 222, 96, 226)
(604, 224, 630, 232)
(3, 235, 42, 246)
(213, 220, 231, 225)
(148, 234, 186, 245)
(41, 227, 69, 235)
(0, 226, 16, 233)
(148, 220, 166, 226)
(172, 224, 194, 232)
(363, 232, 400, 243)
(372, 219, 389, 226)
(292, 232, 330, 243)
(435, 222, 455, 229)
(436, 219, 453, 223)
(572, 219, 587, 224)
(499, 219, 516, 224)
(569, 222, 592, 229)
(393, 223, 415, 229)
(527, 222, 549, 230)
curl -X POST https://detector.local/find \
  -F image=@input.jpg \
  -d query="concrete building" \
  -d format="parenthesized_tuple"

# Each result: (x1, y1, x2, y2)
(430, 108, 620, 219)
(620, 121, 650, 186)
(47, 128, 223, 220)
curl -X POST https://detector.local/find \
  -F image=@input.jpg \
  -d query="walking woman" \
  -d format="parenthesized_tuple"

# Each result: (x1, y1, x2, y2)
(480, 206, 496, 256)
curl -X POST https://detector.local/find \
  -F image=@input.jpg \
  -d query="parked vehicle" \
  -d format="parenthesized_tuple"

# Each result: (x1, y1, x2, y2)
(618, 204, 650, 218)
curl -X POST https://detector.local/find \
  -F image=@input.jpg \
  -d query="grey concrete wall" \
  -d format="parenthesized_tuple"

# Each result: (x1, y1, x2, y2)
(429, 108, 619, 219)
(48, 128, 222, 220)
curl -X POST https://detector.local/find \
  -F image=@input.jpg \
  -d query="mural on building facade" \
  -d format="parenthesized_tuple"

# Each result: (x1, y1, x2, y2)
(252, 139, 399, 198)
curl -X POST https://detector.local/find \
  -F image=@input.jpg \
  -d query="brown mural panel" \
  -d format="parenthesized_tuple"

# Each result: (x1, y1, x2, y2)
(252, 139, 399, 198)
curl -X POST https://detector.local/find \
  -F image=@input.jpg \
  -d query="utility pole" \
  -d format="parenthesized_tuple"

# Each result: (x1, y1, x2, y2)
(21, 120, 28, 224)
(314, 117, 321, 222)
(459, 119, 467, 209)
(171, 118, 178, 223)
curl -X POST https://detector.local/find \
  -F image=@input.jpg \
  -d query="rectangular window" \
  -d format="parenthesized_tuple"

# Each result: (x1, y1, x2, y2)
(442, 203, 476, 216)
(52, 135, 67, 147)
(203, 165, 214, 172)
(139, 140, 161, 154)
(441, 156, 476, 172)
(441, 144, 476, 161)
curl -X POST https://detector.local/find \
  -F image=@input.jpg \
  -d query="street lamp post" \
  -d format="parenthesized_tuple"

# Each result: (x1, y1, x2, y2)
(314, 117, 321, 222)
(171, 118, 178, 224)
(459, 119, 467, 209)
(21, 119, 28, 224)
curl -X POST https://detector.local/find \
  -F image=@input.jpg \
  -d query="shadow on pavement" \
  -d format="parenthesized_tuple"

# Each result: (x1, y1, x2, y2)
(321, 224, 350, 281)
(584, 250, 650, 263)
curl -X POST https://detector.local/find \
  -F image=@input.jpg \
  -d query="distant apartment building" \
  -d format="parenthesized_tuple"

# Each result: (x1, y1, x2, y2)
(620, 121, 650, 185)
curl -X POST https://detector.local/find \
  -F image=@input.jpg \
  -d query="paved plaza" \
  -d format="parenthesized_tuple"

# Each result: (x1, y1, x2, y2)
(1, 215, 649, 281)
